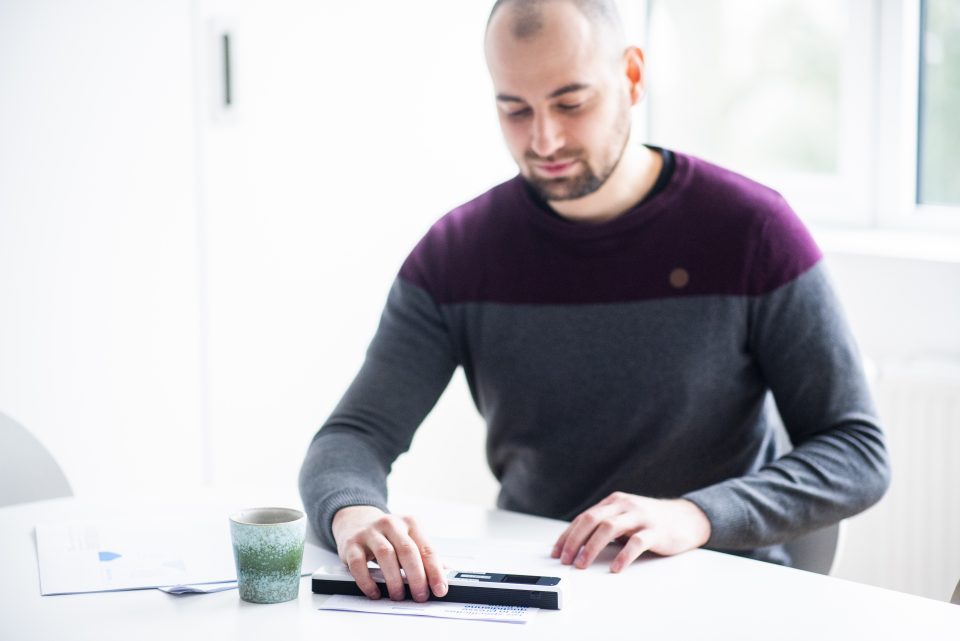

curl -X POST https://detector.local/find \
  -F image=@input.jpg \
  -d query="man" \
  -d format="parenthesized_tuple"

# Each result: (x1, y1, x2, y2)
(298, 0, 890, 603)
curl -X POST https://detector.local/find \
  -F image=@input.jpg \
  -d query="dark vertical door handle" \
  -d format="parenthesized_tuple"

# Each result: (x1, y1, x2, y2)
(222, 33, 232, 108)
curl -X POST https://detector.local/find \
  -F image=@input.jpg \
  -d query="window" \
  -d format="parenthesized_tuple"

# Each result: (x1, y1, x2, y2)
(647, 0, 843, 176)
(633, 0, 960, 233)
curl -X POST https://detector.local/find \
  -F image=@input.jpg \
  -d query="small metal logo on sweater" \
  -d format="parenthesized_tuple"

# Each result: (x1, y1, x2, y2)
(669, 268, 690, 289)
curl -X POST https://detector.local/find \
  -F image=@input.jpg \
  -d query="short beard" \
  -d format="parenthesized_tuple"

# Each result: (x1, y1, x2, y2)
(525, 162, 607, 202)
(523, 107, 632, 202)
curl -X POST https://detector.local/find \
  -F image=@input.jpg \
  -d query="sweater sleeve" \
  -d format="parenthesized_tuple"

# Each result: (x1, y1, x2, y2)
(683, 233, 891, 551)
(298, 277, 458, 550)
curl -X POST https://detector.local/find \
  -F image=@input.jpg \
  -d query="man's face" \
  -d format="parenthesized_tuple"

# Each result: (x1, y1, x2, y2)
(485, 2, 633, 202)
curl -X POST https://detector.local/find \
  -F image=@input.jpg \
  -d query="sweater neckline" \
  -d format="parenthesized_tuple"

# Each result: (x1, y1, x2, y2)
(511, 148, 691, 243)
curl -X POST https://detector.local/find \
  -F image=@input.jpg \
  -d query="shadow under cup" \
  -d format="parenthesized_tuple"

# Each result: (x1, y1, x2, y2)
(229, 507, 306, 604)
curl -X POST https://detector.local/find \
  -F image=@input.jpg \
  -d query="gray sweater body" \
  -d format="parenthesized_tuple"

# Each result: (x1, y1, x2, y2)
(299, 151, 890, 565)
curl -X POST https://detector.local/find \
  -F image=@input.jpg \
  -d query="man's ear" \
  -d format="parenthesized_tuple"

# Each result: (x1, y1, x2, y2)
(624, 46, 646, 104)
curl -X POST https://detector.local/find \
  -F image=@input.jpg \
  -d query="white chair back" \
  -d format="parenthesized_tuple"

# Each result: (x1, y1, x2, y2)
(0, 412, 73, 507)
(783, 521, 844, 575)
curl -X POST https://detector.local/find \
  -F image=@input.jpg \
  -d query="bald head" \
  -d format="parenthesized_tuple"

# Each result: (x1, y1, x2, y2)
(487, 0, 626, 58)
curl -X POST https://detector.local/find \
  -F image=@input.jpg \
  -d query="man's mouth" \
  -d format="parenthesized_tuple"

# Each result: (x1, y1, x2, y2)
(534, 160, 578, 176)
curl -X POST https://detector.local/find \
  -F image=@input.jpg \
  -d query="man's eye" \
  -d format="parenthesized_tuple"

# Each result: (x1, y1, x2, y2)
(507, 108, 532, 119)
(556, 103, 582, 112)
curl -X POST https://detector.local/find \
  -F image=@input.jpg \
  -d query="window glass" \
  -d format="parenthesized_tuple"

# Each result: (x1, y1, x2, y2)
(646, 0, 844, 176)
(918, 0, 960, 206)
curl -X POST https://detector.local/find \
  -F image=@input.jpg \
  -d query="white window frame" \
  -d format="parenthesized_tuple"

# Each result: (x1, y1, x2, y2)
(877, 0, 960, 233)
(775, 0, 876, 228)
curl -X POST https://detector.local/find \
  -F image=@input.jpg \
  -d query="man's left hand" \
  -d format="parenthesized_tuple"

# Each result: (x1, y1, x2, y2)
(551, 492, 712, 573)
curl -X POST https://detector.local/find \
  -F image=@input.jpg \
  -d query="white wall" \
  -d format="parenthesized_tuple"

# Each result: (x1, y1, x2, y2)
(0, 0, 205, 496)
(196, 0, 516, 498)
(0, 0, 515, 500)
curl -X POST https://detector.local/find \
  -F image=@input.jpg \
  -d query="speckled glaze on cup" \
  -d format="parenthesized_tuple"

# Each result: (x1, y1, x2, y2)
(229, 507, 306, 604)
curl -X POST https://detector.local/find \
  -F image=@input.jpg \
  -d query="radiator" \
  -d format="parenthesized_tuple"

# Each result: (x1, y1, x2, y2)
(833, 360, 960, 601)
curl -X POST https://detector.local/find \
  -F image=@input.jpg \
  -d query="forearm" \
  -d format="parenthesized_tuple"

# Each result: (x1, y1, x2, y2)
(298, 428, 393, 550)
(684, 417, 890, 550)
(299, 280, 458, 550)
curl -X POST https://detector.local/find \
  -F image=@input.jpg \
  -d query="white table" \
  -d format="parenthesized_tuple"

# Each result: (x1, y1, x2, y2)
(2, 491, 958, 640)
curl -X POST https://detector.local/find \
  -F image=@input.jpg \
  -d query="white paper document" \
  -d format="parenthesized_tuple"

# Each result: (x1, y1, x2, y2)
(318, 594, 538, 624)
(35, 516, 338, 596)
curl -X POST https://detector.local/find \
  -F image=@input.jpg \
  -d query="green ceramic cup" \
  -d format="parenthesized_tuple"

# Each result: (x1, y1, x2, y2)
(229, 507, 306, 604)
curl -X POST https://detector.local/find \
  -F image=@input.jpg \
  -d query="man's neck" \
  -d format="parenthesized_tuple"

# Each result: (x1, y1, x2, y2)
(548, 143, 662, 224)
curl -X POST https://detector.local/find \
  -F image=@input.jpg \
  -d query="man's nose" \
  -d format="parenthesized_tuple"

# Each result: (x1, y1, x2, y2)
(530, 112, 564, 158)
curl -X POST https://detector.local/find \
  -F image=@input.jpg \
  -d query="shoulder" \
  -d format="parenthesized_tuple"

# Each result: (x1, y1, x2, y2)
(670, 152, 823, 296)
(398, 176, 523, 302)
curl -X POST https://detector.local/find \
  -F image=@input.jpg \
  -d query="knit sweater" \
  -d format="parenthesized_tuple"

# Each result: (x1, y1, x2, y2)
(298, 150, 890, 565)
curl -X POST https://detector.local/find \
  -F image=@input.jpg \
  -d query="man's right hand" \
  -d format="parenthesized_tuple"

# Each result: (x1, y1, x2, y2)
(331, 505, 448, 602)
